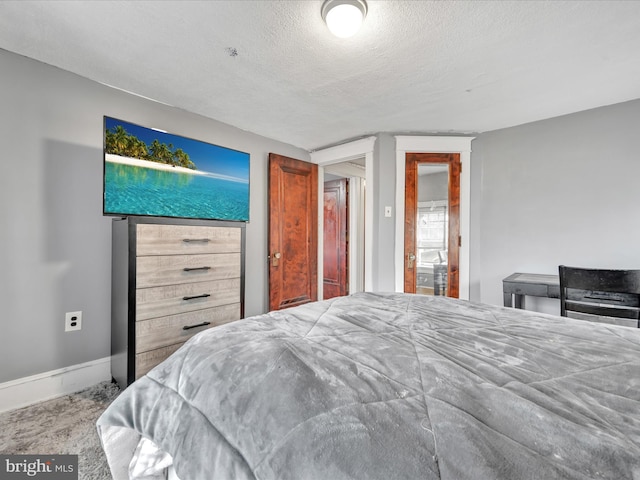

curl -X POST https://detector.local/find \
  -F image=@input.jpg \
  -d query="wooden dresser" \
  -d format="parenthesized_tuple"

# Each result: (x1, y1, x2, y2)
(111, 217, 245, 387)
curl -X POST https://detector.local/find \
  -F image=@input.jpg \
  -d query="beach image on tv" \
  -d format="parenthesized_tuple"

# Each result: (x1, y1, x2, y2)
(104, 117, 249, 221)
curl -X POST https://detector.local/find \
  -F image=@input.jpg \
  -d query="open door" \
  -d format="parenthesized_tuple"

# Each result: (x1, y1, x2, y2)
(268, 153, 318, 311)
(323, 178, 348, 299)
(404, 153, 460, 298)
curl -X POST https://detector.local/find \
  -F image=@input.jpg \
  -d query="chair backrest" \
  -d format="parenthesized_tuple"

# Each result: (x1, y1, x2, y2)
(558, 265, 640, 327)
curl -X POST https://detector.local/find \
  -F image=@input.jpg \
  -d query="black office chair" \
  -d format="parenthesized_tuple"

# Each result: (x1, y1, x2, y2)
(558, 265, 640, 328)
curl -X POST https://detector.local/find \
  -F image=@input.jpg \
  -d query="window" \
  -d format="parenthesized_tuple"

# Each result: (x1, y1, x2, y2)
(417, 201, 448, 266)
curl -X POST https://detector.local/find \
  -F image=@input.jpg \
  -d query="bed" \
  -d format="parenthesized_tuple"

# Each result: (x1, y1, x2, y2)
(97, 292, 640, 479)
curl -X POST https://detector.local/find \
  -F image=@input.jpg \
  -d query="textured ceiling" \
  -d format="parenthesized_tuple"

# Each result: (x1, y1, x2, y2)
(1, 1, 640, 151)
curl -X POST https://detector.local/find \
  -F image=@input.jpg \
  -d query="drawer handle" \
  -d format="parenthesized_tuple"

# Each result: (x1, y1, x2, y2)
(183, 321, 211, 331)
(182, 294, 211, 301)
(183, 238, 210, 243)
(183, 266, 211, 272)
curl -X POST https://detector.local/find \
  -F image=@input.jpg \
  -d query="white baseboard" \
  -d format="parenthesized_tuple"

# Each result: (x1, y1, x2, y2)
(0, 357, 111, 413)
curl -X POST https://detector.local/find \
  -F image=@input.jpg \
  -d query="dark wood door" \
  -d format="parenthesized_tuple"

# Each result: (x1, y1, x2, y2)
(268, 153, 318, 311)
(323, 179, 348, 299)
(404, 152, 461, 298)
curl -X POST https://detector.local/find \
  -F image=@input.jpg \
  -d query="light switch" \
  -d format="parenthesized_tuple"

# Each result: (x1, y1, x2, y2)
(384, 206, 392, 217)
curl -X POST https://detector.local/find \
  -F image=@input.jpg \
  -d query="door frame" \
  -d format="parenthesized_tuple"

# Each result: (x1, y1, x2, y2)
(310, 136, 376, 298)
(323, 164, 365, 295)
(394, 136, 475, 300)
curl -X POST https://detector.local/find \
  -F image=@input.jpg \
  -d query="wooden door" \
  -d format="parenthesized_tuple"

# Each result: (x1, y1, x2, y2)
(323, 179, 348, 299)
(268, 153, 318, 311)
(404, 153, 460, 298)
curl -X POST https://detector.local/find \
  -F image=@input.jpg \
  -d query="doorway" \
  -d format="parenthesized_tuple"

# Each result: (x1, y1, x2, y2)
(394, 136, 474, 299)
(322, 161, 366, 298)
(311, 137, 375, 297)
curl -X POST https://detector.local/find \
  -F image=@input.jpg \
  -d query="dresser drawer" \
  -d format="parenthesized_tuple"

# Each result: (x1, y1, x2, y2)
(136, 253, 241, 288)
(135, 343, 184, 379)
(137, 224, 241, 256)
(136, 304, 240, 352)
(136, 278, 241, 321)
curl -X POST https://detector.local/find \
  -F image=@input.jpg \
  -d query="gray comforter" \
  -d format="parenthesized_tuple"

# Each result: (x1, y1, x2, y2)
(97, 292, 640, 479)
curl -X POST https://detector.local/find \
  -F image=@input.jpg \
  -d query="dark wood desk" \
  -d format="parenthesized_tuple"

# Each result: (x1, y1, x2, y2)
(503, 273, 560, 309)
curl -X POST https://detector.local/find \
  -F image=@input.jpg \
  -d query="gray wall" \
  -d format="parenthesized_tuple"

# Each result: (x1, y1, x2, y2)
(0, 49, 308, 383)
(372, 133, 397, 292)
(470, 98, 640, 313)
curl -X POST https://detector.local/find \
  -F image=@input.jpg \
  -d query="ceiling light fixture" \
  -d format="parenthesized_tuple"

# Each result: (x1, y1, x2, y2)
(321, 0, 367, 38)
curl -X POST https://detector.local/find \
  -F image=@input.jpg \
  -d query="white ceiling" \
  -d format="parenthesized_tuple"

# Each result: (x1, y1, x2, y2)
(2, 1, 640, 151)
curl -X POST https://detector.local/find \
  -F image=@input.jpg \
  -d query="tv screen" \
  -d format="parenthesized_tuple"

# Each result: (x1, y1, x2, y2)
(103, 116, 250, 222)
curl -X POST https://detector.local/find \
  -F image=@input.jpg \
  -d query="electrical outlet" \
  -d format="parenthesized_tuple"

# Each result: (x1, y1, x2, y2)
(65, 311, 82, 332)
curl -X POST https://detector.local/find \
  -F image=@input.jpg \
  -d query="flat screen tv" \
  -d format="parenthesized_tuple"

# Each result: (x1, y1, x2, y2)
(103, 116, 250, 222)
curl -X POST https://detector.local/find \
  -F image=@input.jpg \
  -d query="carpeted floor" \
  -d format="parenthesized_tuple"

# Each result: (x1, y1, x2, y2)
(0, 381, 121, 480)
